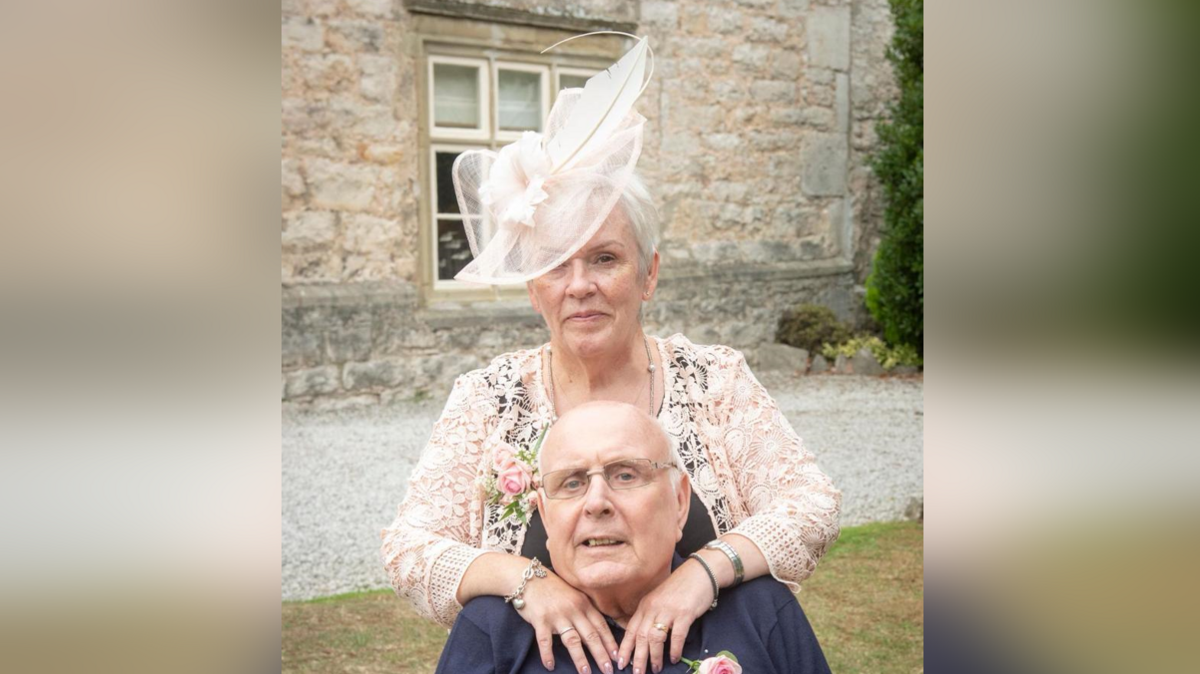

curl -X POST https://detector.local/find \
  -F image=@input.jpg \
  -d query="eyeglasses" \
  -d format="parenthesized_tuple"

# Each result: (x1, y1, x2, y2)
(540, 458, 677, 500)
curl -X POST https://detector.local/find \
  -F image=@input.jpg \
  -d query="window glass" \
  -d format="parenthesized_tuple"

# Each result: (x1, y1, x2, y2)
(437, 220, 473, 280)
(498, 69, 542, 132)
(435, 151, 461, 215)
(433, 63, 480, 128)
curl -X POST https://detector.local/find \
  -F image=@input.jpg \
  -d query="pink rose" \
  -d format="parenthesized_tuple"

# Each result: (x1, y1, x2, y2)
(697, 655, 742, 674)
(491, 443, 516, 471)
(496, 457, 532, 497)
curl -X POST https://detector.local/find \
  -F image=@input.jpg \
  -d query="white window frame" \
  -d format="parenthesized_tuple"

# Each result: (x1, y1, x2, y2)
(555, 66, 597, 92)
(428, 55, 490, 142)
(429, 143, 490, 291)
(494, 61, 550, 143)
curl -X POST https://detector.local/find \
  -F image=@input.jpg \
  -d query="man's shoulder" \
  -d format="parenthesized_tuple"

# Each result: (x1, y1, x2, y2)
(717, 575, 800, 619)
(457, 595, 530, 635)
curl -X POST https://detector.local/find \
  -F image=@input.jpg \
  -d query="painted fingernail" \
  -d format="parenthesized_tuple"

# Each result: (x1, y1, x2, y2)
(611, 650, 619, 659)
(672, 655, 679, 664)
(582, 666, 590, 674)
(603, 664, 613, 674)
(633, 668, 641, 674)
(618, 658, 626, 669)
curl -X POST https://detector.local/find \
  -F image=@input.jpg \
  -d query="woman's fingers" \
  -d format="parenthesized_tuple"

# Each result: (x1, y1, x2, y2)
(668, 615, 694, 665)
(646, 617, 670, 674)
(534, 622, 556, 671)
(581, 610, 617, 674)
(559, 622, 594, 674)
(617, 612, 641, 670)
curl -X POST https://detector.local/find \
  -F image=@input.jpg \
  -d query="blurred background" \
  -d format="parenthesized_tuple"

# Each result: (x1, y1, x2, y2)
(0, 0, 1196, 672)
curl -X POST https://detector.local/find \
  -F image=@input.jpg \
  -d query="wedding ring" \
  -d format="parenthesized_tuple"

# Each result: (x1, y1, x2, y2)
(652, 622, 668, 632)
(558, 626, 577, 635)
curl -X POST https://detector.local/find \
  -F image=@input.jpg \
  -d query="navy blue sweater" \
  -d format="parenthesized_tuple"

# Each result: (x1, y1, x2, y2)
(435, 555, 831, 674)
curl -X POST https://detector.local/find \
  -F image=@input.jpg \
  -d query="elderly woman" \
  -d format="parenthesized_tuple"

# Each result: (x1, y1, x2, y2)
(433, 401, 832, 674)
(381, 34, 840, 674)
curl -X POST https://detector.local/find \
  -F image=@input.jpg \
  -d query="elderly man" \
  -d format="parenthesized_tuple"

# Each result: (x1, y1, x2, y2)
(434, 401, 831, 674)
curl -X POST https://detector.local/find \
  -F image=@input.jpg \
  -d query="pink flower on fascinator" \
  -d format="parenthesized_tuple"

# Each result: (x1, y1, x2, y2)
(478, 131, 552, 229)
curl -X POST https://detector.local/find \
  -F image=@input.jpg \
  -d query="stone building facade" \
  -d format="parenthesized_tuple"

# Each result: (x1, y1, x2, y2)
(282, 0, 897, 404)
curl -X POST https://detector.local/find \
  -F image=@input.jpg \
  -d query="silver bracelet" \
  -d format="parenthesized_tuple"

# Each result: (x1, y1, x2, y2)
(704, 539, 744, 586)
(687, 553, 719, 610)
(504, 557, 547, 610)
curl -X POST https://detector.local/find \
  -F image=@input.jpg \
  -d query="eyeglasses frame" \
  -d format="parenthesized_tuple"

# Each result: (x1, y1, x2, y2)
(537, 458, 678, 500)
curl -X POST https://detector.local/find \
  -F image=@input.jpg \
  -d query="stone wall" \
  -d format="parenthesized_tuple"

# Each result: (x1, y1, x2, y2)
(281, 0, 897, 404)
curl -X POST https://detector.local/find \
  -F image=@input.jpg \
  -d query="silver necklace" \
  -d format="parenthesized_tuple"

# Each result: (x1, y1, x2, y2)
(546, 335, 656, 423)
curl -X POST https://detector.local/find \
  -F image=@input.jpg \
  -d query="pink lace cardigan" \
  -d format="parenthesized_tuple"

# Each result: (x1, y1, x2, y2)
(380, 334, 841, 628)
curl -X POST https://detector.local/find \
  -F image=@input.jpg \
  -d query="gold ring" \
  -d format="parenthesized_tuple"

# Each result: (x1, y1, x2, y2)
(652, 622, 668, 632)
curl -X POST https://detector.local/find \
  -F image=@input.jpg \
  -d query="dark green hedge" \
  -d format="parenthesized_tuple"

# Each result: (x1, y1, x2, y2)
(866, 0, 923, 355)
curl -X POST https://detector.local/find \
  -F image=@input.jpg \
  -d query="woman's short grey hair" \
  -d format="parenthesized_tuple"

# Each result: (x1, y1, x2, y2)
(617, 171, 660, 278)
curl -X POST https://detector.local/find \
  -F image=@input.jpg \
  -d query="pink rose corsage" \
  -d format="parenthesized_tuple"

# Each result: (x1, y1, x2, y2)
(482, 425, 547, 524)
(682, 651, 741, 674)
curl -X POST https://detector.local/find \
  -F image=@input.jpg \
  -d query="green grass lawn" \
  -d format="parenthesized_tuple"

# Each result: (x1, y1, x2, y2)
(283, 520, 923, 673)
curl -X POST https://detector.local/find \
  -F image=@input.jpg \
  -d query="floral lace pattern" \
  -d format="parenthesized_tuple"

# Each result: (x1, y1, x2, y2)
(381, 334, 841, 628)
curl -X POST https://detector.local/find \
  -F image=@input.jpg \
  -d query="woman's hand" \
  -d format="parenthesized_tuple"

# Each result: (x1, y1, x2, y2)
(618, 559, 715, 674)
(519, 568, 619, 674)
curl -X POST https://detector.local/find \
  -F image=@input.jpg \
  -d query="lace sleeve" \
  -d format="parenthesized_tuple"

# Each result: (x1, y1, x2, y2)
(712, 349, 841, 590)
(380, 372, 496, 628)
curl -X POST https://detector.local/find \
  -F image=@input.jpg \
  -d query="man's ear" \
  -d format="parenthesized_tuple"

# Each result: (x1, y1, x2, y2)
(535, 490, 548, 540)
(674, 472, 691, 542)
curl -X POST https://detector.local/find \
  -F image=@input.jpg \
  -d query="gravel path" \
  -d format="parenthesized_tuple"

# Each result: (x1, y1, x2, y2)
(282, 373, 923, 601)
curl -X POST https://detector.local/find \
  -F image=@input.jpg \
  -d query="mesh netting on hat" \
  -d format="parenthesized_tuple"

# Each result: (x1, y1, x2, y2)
(451, 87, 646, 285)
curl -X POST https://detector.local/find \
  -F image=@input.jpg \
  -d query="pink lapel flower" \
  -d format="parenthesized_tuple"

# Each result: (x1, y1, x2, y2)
(496, 457, 533, 497)
(696, 655, 742, 674)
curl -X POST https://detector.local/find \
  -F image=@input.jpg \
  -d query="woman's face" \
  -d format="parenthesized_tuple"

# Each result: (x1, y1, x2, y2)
(527, 210, 659, 360)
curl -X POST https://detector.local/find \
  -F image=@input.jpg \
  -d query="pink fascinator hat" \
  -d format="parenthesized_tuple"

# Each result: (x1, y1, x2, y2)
(451, 32, 655, 285)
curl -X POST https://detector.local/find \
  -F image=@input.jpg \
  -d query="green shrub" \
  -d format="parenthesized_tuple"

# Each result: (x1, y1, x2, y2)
(866, 0, 924, 356)
(821, 336, 923, 371)
(777, 304, 853, 354)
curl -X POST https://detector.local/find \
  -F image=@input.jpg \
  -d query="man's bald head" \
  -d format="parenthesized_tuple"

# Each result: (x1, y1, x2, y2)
(538, 401, 676, 478)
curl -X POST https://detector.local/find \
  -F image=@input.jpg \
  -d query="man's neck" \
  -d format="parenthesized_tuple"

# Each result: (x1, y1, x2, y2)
(582, 564, 673, 629)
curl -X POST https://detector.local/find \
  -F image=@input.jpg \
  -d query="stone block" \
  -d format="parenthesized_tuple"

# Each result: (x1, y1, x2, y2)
(833, 353, 848, 373)
(702, 133, 742, 151)
(748, 17, 787, 42)
(282, 17, 324, 52)
(346, 0, 393, 18)
(809, 354, 829, 374)
(641, 1, 679, 29)
(706, 6, 743, 34)
(800, 133, 848, 196)
(306, 159, 378, 210)
(770, 50, 802, 79)
(284, 365, 341, 399)
(731, 43, 769, 66)
(800, 106, 835, 130)
(282, 307, 326, 368)
(325, 305, 375, 362)
(361, 143, 404, 164)
(835, 73, 851, 133)
(808, 7, 851, 71)
(750, 80, 797, 103)
(892, 365, 920, 375)
(325, 20, 384, 53)
(343, 213, 399, 254)
(359, 55, 396, 102)
(779, 0, 811, 18)
(343, 358, 406, 390)
(283, 211, 337, 247)
(850, 347, 885, 375)
(752, 343, 809, 373)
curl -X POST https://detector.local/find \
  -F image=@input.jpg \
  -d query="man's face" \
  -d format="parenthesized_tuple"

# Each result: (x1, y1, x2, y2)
(538, 402, 689, 594)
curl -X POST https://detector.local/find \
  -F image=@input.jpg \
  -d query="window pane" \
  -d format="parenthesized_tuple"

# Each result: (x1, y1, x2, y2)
(559, 74, 588, 91)
(498, 69, 541, 132)
(435, 151, 461, 215)
(433, 63, 480, 128)
(437, 219, 474, 280)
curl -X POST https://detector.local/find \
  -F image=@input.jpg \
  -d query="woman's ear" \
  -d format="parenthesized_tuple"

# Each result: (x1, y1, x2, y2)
(642, 249, 660, 301)
(526, 281, 542, 315)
